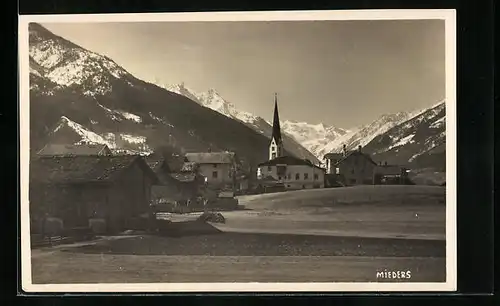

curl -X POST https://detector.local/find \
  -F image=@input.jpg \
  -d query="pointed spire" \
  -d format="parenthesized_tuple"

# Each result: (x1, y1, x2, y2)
(272, 92, 282, 143)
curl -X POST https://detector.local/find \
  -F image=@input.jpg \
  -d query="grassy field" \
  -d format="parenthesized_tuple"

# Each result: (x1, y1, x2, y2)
(219, 185, 447, 240)
(30, 185, 447, 284)
(31, 233, 446, 283)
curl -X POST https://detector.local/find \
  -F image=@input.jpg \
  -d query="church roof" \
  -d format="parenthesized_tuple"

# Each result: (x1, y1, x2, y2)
(258, 155, 325, 170)
(271, 93, 282, 143)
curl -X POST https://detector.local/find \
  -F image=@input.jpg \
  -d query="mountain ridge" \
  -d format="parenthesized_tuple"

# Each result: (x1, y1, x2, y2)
(28, 23, 293, 168)
(28, 22, 445, 173)
(160, 82, 445, 170)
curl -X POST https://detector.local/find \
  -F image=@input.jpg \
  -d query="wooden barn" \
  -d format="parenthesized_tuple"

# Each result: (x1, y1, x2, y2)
(29, 155, 158, 233)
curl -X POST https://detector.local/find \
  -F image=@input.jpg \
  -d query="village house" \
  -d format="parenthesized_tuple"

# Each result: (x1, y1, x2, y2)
(323, 152, 344, 175)
(184, 151, 238, 191)
(29, 155, 158, 234)
(256, 155, 326, 190)
(37, 143, 113, 156)
(334, 145, 378, 186)
(146, 156, 206, 208)
(373, 162, 410, 185)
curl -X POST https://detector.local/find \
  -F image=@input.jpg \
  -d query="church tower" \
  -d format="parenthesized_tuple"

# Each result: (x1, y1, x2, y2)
(269, 93, 284, 160)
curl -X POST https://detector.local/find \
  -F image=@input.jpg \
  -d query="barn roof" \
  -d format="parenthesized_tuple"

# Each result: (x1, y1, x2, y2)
(30, 155, 158, 184)
(185, 152, 235, 164)
(37, 143, 111, 156)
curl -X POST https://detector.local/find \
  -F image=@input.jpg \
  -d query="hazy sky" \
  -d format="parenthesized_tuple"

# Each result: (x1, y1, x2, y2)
(42, 20, 445, 128)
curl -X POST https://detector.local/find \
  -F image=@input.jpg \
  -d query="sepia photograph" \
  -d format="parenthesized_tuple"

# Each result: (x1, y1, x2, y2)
(19, 10, 456, 292)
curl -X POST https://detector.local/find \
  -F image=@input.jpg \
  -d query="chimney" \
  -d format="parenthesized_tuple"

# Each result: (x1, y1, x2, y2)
(342, 144, 347, 157)
(358, 145, 362, 152)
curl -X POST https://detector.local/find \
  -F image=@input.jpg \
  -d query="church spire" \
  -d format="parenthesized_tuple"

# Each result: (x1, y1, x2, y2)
(271, 92, 282, 143)
(269, 92, 284, 160)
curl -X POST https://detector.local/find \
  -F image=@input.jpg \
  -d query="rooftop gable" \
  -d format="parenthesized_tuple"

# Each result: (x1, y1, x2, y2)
(258, 155, 325, 170)
(30, 155, 158, 184)
(337, 151, 377, 166)
(37, 143, 111, 156)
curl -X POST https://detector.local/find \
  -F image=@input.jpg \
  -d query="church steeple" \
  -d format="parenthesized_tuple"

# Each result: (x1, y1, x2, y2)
(271, 93, 282, 143)
(269, 92, 284, 160)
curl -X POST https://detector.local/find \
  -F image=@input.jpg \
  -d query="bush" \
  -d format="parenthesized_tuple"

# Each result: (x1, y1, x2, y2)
(197, 212, 225, 223)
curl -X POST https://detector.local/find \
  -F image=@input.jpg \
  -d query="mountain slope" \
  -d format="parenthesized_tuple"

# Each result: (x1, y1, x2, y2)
(160, 83, 320, 163)
(28, 23, 289, 167)
(363, 102, 446, 170)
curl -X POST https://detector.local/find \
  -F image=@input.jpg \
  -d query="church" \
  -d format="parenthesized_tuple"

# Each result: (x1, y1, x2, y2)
(256, 93, 326, 191)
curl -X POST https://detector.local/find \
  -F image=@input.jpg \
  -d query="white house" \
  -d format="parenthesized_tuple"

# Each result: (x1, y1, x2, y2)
(257, 155, 326, 190)
(184, 152, 237, 190)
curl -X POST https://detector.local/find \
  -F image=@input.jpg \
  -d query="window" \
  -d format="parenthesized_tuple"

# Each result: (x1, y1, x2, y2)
(295, 173, 300, 180)
(213, 164, 217, 168)
(271, 146, 276, 152)
(287, 173, 291, 180)
(335, 167, 340, 175)
(267, 166, 272, 171)
(304, 173, 309, 180)
(271, 153, 276, 159)
(278, 176, 282, 180)
(314, 174, 319, 180)
(212, 171, 218, 178)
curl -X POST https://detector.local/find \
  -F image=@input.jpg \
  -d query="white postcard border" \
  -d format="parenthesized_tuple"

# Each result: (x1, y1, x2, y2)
(18, 9, 457, 293)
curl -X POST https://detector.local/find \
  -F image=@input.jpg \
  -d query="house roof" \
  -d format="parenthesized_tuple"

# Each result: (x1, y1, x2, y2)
(258, 155, 325, 170)
(324, 152, 344, 160)
(37, 143, 111, 156)
(185, 152, 235, 164)
(337, 151, 377, 166)
(30, 155, 158, 184)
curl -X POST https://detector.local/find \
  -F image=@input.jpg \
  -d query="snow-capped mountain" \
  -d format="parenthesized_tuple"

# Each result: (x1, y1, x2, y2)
(321, 111, 412, 155)
(28, 22, 445, 173)
(159, 81, 445, 171)
(364, 101, 446, 170)
(28, 23, 285, 167)
(279, 101, 445, 169)
(157, 82, 320, 163)
(280, 120, 351, 159)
